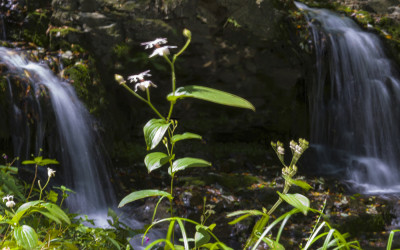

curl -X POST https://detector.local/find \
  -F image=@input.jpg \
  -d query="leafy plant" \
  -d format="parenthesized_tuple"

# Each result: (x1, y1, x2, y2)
(116, 29, 254, 249)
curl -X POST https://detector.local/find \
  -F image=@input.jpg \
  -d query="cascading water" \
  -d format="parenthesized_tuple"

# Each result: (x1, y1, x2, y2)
(0, 47, 115, 221)
(296, 2, 400, 193)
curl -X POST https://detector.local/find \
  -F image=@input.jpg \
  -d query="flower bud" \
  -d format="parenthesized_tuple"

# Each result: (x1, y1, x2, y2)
(183, 29, 191, 39)
(114, 74, 126, 85)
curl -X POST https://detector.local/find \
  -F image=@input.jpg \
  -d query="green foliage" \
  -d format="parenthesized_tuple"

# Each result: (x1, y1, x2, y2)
(118, 189, 173, 208)
(14, 225, 38, 249)
(167, 85, 255, 111)
(145, 152, 173, 173)
(143, 119, 171, 150)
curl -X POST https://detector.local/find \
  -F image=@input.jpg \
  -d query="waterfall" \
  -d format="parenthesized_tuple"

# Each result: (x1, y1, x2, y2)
(296, 2, 400, 193)
(0, 47, 115, 220)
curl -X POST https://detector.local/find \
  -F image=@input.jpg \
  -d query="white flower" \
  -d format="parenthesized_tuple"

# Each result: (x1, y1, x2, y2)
(141, 38, 168, 49)
(48, 168, 56, 178)
(277, 146, 285, 155)
(295, 145, 303, 154)
(2, 195, 13, 202)
(290, 141, 296, 151)
(135, 80, 157, 92)
(127, 70, 152, 83)
(6, 200, 15, 208)
(149, 46, 177, 58)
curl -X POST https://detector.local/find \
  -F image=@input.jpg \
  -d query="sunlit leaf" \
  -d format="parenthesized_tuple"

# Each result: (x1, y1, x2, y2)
(144, 152, 173, 173)
(171, 132, 202, 144)
(277, 192, 310, 215)
(284, 176, 313, 191)
(118, 189, 172, 208)
(41, 202, 71, 224)
(143, 119, 171, 150)
(168, 157, 211, 175)
(14, 225, 38, 249)
(167, 85, 255, 111)
(195, 225, 210, 248)
(12, 200, 42, 224)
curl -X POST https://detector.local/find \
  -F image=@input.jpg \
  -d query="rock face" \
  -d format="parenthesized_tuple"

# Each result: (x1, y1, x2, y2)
(48, 0, 310, 166)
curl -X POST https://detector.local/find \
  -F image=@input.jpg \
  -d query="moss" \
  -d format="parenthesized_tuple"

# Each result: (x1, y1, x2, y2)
(22, 9, 51, 47)
(48, 26, 82, 51)
(63, 59, 107, 115)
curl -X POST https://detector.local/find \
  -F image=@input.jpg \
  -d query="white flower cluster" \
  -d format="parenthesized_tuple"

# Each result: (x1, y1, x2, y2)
(2, 194, 15, 208)
(290, 141, 303, 155)
(277, 146, 285, 155)
(141, 38, 177, 58)
(127, 70, 157, 92)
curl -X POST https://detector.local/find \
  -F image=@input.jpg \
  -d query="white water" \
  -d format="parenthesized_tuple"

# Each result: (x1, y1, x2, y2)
(0, 48, 114, 215)
(296, 2, 400, 193)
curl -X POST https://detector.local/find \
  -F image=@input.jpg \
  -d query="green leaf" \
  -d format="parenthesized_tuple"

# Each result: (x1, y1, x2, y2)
(41, 202, 71, 224)
(169, 157, 211, 175)
(118, 189, 172, 208)
(47, 190, 59, 203)
(14, 225, 38, 249)
(12, 200, 42, 224)
(262, 237, 285, 250)
(284, 176, 313, 191)
(143, 119, 171, 150)
(277, 192, 310, 215)
(171, 132, 202, 144)
(22, 157, 59, 166)
(144, 152, 172, 173)
(195, 225, 211, 248)
(167, 85, 255, 111)
(226, 209, 265, 217)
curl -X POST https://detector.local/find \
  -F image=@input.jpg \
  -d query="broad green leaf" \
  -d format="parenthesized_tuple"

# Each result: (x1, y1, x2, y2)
(41, 202, 71, 224)
(195, 225, 211, 248)
(144, 152, 172, 173)
(277, 192, 309, 215)
(169, 157, 211, 175)
(14, 225, 38, 249)
(284, 176, 313, 191)
(47, 190, 59, 203)
(33, 209, 61, 224)
(167, 85, 255, 111)
(12, 200, 42, 224)
(171, 132, 202, 144)
(0, 165, 18, 173)
(22, 157, 58, 166)
(118, 189, 172, 208)
(143, 119, 171, 150)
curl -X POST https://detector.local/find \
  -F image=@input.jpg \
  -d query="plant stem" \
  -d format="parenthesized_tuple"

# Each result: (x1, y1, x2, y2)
(170, 172, 175, 218)
(268, 184, 291, 215)
(121, 83, 165, 120)
(27, 164, 38, 201)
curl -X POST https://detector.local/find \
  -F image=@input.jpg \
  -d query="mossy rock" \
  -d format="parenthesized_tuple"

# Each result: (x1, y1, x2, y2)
(63, 60, 107, 115)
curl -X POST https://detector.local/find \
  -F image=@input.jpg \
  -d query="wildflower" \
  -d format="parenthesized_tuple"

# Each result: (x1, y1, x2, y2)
(3, 195, 15, 208)
(6, 200, 15, 208)
(135, 80, 157, 92)
(127, 70, 152, 83)
(114, 74, 126, 85)
(295, 145, 303, 155)
(144, 236, 150, 244)
(290, 141, 296, 151)
(149, 46, 177, 58)
(277, 146, 285, 155)
(48, 168, 56, 178)
(140, 38, 168, 49)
